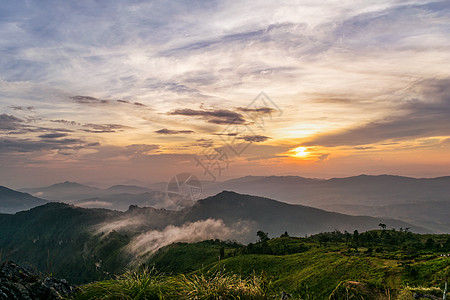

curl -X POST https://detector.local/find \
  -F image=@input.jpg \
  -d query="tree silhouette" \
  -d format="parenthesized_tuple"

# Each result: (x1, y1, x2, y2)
(280, 231, 289, 238)
(378, 223, 387, 231)
(257, 231, 269, 243)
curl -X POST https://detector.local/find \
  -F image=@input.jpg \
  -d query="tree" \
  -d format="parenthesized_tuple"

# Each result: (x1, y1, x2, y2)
(257, 231, 269, 243)
(280, 231, 289, 238)
(345, 231, 351, 246)
(425, 237, 436, 250)
(443, 238, 450, 251)
(378, 223, 387, 231)
(353, 230, 359, 242)
(219, 246, 225, 259)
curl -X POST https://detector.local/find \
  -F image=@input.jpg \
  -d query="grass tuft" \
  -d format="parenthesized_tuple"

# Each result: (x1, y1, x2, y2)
(174, 271, 267, 299)
(74, 267, 169, 300)
(73, 268, 269, 299)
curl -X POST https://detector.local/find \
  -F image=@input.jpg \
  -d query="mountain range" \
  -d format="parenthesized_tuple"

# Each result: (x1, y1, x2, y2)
(0, 191, 425, 283)
(201, 174, 450, 232)
(2, 174, 450, 231)
(20, 181, 157, 201)
(16, 181, 166, 212)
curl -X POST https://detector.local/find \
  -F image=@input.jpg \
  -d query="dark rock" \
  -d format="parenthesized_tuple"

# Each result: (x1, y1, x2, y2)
(0, 261, 77, 299)
(413, 293, 440, 299)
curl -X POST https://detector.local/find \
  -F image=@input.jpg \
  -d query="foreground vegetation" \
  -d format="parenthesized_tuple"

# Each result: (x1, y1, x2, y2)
(75, 268, 268, 300)
(72, 229, 450, 299)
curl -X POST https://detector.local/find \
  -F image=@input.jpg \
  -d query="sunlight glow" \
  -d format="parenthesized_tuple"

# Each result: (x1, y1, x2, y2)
(292, 146, 309, 157)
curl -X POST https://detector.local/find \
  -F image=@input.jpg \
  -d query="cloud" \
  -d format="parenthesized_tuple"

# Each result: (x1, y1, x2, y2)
(126, 144, 160, 154)
(74, 200, 113, 208)
(0, 114, 71, 135)
(70, 95, 109, 105)
(50, 120, 133, 133)
(117, 100, 147, 107)
(169, 108, 246, 125)
(303, 79, 450, 147)
(126, 219, 251, 256)
(0, 137, 95, 153)
(9, 106, 34, 111)
(238, 135, 270, 142)
(145, 79, 201, 95)
(237, 107, 275, 114)
(155, 128, 194, 134)
(51, 119, 81, 126)
(38, 133, 69, 139)
(0, 114, 23, 131)
(196, 138, 214, 148)
(83, 123, 133, 133)
(317, 154, 330, 162)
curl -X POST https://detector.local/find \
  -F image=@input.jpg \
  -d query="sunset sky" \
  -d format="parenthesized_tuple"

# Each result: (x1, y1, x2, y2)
(1, 0, 450, 188)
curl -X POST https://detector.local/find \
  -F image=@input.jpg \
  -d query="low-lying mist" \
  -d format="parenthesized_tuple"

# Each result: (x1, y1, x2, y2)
(127, 219, 253, 257)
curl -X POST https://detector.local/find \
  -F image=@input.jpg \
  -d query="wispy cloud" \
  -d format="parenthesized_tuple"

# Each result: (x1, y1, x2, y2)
(0, 137, 97, 153)
(116, 100, 146, 107)
(38, 133, 69, 139)
(238, 135, 270, 142)
(83, 123, 133, 133)
(70, 95, 109, 105)
(303, 79, 450, 147)
(9, 106, 34, 111)
(155, 128, 194, 135)
(169, 108, 246, 125)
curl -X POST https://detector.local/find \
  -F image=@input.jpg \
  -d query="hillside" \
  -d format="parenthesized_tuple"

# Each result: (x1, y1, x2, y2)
(77, 231, 450, 299)
(0, 202, 124, 283)
(184, 191, 428, 238)
(0, 191, 426, 284)
(0, 186, 48, 214)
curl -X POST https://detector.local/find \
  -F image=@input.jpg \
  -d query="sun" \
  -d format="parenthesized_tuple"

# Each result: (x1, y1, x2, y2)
(292, 146, 309, 157)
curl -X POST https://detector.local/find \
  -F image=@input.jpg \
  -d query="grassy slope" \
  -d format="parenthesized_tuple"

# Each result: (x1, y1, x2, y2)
(140, 232, 450, 299)
(0, 203, 131, 283)
(148, 240, 242, 274)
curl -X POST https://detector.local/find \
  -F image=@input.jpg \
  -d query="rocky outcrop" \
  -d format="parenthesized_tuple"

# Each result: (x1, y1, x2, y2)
(0, 261, 77, 299)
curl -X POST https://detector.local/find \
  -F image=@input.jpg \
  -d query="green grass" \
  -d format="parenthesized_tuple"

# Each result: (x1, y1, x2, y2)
(74, 267, 171, 300)
(74, 267, 268, 299)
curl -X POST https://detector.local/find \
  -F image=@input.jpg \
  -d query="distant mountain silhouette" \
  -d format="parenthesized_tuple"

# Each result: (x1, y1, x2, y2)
(19, 182, 166, 210)
(202, 175, 450, 231)
(20, 181, 102, 201)
(0, 186, 48, 214)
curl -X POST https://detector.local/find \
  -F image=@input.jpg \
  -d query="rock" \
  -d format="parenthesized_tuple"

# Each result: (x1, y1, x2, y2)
(0, 261, 77, 299)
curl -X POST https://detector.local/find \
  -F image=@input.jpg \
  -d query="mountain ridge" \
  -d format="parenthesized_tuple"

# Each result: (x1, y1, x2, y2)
(0, 186, 48, 214)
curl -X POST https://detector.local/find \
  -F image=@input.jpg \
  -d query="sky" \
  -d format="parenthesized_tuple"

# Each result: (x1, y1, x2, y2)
(1, 0, 450, 188)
